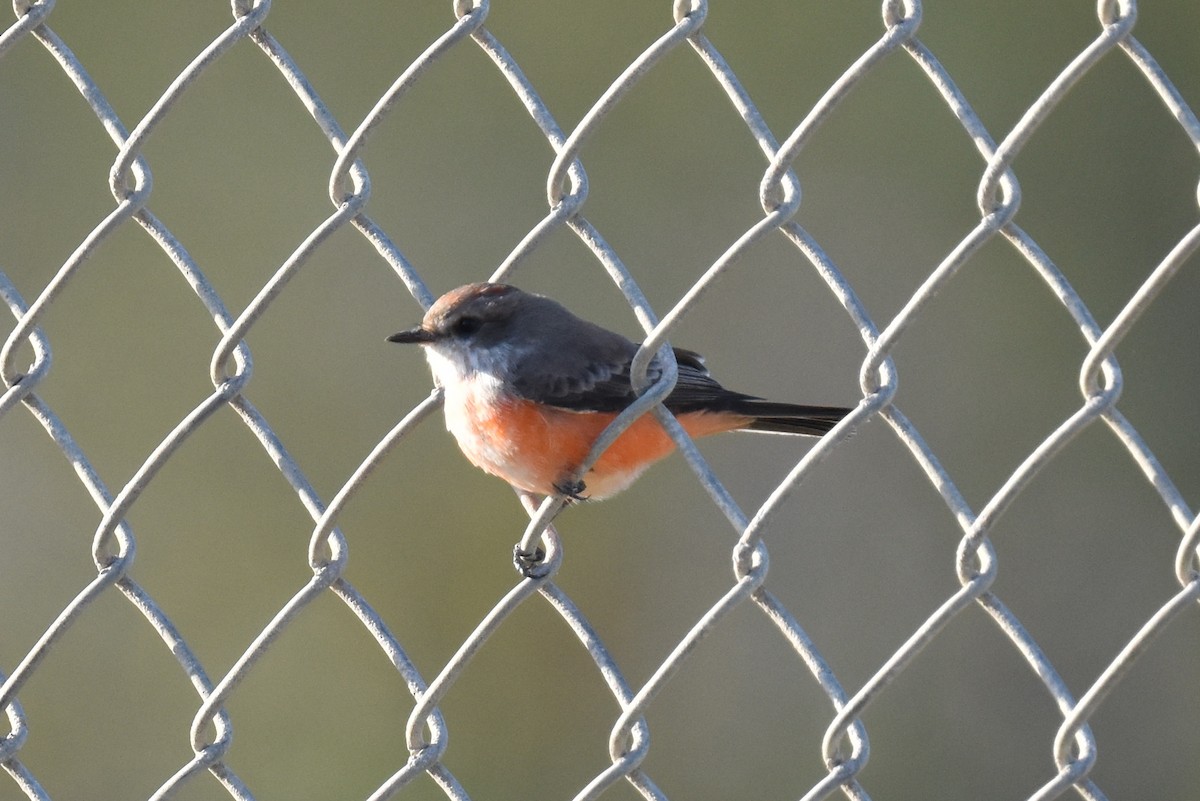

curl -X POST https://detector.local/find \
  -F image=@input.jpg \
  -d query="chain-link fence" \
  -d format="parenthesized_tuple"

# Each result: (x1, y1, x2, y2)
(2, 1, 1198, 799)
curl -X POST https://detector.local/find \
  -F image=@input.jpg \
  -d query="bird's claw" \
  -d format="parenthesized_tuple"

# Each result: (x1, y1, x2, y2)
(552, 479, 588, 503)
(513, 544, 550, 579)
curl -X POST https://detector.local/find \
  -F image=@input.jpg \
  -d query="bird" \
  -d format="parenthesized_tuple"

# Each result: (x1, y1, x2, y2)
(388, 283, 851, 500)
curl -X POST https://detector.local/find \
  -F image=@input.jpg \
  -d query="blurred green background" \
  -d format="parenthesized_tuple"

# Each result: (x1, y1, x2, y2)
(2, 2, 1198, 799)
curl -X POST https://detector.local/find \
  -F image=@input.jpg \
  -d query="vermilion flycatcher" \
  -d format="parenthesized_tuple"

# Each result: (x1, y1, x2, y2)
(389, 283, 850, 500)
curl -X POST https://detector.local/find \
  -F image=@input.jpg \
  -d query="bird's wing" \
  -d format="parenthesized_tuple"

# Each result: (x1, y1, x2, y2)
(656, 348, 763, 413)
(511, 343, 740, 414)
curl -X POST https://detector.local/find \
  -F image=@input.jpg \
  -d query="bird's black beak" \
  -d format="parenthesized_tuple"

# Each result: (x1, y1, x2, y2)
(386, 327, 437, 344)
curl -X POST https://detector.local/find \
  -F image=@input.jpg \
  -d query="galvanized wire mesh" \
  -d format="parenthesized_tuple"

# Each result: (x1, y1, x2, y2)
(2, 1, 1198, 799)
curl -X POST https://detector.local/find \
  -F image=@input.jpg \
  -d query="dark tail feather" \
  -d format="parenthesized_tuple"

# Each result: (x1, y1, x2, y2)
(736, 401, 852, 436)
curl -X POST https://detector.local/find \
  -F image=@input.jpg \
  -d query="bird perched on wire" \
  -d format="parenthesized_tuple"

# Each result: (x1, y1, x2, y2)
(389, 283, 850, 500)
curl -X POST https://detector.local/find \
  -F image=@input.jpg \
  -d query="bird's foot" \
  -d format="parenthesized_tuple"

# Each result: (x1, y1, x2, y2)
(552, 478, 588, 503)
(513, 544, 550, 579)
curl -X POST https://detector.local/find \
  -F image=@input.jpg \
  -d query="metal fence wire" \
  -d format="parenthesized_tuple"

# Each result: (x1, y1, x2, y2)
(2, 1, 1198, 799)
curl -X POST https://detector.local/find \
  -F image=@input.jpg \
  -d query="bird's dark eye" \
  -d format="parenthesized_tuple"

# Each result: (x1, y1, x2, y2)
(453, 316, 482, 336)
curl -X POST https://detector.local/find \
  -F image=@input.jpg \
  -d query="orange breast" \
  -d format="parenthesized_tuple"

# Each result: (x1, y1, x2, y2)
(450, 387, 748, 498)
